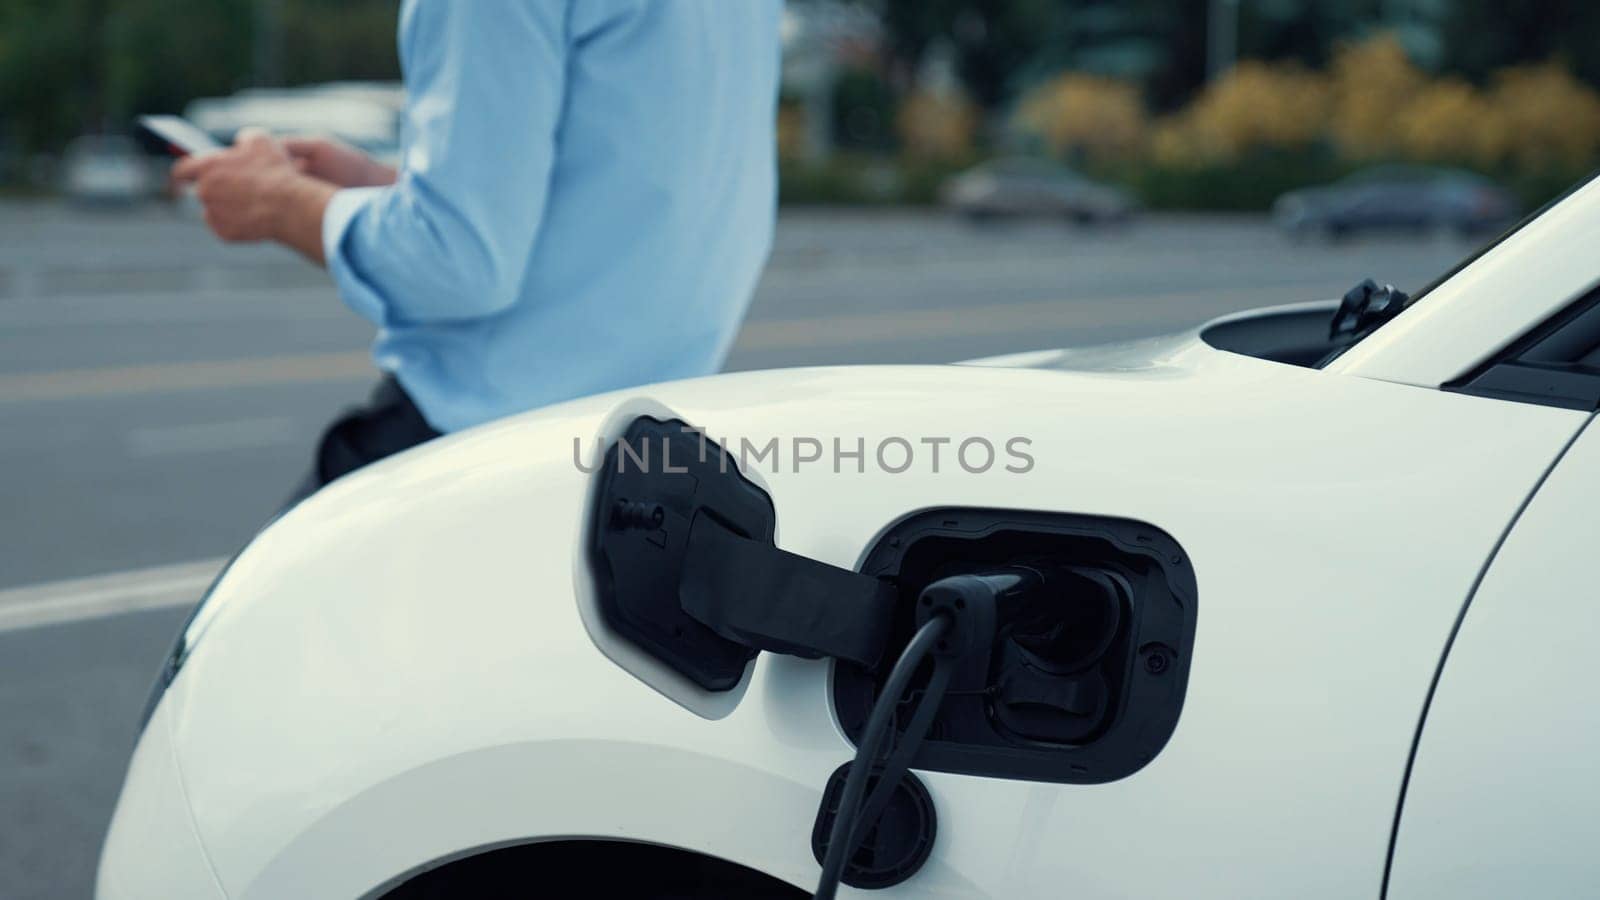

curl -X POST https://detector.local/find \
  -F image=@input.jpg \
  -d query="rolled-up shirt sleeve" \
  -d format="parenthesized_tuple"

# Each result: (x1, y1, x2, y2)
(323, 0, 568, 327)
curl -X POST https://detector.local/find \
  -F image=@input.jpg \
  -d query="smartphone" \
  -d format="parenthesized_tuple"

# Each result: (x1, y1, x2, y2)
(136, 115, 223, 158)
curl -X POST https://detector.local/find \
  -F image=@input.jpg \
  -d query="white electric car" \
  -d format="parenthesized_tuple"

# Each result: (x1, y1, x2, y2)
(102, 175, 1600, 900)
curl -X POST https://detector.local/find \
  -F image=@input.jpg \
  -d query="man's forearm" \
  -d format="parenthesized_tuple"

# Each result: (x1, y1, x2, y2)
(272, 175, 340, 266)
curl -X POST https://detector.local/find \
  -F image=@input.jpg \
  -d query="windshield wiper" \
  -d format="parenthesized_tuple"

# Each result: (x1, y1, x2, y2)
(1320, 277, 1412, 366)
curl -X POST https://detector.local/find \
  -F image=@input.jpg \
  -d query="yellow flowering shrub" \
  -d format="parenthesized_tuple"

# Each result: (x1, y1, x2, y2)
(995, 32, 1599, 181)
(1152, 60, 1330, 165)
(1016, 73, 1147, 162)
(776, 100, 808, 162)
(897, 88, 980, 161)
(1329, 33, 1425, 158)
(1395, 78, 1503, 165)
(1486, 61, 1600, 169)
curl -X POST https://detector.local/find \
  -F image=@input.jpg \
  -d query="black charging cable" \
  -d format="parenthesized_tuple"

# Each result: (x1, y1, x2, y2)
(814, 613, 952, 900)
(813, 572, 1018, 899)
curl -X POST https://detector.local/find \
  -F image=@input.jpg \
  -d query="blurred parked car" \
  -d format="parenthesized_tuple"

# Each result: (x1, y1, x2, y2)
(1273, 165, 1518, 239)
(186, 84, 403, 168)
(942, 157, 1136, 223)
(61, 135, 156, 204)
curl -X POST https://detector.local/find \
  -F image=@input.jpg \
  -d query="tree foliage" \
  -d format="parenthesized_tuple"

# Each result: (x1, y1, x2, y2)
(1439, 0, 1600, 87)
(874, 0, 1600, 114)
(0, 0, 396, 156)
(879, 0, 1062, 110)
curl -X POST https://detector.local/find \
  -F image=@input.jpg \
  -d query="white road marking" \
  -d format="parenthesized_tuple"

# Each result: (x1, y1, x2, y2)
(0, 349, 374, 403)
(0, 558, 225, 634)
(126, 416, 299, 457)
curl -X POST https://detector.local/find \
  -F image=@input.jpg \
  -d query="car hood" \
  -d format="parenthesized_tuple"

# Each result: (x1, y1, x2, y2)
(956, 301, 1334, 374)
(957, 330, 1195, 373)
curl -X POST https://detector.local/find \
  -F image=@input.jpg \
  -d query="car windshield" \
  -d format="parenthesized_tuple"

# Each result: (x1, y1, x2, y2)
(1403, 169, 1598, 308)
(1300, 168, 1597, 369)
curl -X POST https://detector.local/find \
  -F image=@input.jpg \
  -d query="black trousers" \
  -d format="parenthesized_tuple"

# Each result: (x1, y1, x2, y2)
(285, 375, 441, 508)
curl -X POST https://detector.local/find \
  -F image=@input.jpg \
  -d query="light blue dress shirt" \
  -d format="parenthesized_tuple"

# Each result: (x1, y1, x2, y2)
(322, 0, 781, 432)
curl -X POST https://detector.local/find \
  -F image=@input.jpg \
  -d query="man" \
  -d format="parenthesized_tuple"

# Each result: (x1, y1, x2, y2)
(174, 1, 782, 504)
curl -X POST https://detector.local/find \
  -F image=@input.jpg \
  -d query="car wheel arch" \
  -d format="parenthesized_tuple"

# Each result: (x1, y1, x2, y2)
(371, 838, 807, 899)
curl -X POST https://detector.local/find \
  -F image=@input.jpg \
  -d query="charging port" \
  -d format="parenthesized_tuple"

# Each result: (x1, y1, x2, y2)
(834, 507, 1197, 785)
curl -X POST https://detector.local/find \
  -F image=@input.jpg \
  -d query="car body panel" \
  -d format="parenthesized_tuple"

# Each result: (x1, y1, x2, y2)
(62, 135, 156, 204)
(97, 703, 226, 899)
(141, 336, 1586, 897)
(1388, 417, 1600, 898)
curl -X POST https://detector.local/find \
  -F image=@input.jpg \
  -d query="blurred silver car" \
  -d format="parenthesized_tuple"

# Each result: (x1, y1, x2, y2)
(942, 158, 1136, 223)
(186, 85, 402, 168)
(1273, 165, 1518, 240)
(62, 135, 156, 204)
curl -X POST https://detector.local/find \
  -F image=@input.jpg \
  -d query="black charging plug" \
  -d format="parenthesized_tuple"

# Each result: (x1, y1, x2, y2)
(812, 571, 1013, 899)
(914, 568, 1036, 659)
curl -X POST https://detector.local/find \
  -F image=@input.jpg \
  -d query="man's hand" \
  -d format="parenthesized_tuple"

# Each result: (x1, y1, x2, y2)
(173, 127, 337, 264)
(283, 136, 398, 188)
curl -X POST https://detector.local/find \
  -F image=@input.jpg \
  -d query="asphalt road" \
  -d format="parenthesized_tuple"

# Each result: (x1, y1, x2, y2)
(0, 200, 1476, 899)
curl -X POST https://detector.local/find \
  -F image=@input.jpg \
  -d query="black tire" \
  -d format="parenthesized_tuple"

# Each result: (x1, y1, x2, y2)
(381, 841, 807, 900)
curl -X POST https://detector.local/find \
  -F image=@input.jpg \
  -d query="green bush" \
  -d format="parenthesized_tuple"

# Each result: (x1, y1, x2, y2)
(1105, 153, 1591, 213)
(1100, 152, 1355, 211)
(1504, 168, 1599, 213)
